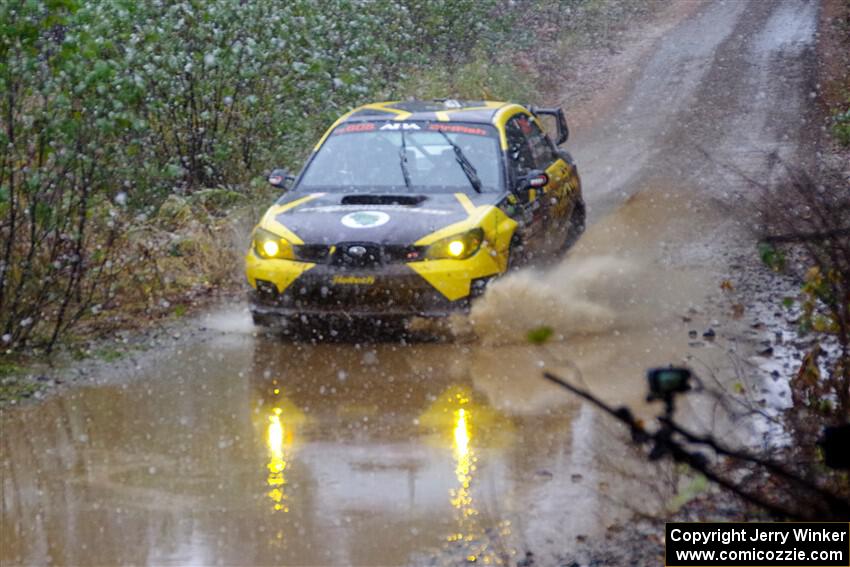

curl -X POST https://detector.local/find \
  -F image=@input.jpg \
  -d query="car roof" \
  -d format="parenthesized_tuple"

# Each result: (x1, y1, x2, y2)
(341, 100, 525, 125)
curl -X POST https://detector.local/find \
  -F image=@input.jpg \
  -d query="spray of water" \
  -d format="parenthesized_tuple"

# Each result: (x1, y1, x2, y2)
(464, 255, 639, 345)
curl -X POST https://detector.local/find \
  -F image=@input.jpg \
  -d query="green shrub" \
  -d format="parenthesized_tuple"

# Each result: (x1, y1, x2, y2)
(832, 106, 850, 146)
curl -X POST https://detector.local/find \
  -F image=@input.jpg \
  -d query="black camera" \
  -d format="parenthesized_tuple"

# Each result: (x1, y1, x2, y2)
(646, 367, 692, 402)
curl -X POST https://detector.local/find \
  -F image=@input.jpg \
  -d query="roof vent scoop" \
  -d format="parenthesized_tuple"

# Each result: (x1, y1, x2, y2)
(341, 194, 427, 206)
(441, 99, 462, 109)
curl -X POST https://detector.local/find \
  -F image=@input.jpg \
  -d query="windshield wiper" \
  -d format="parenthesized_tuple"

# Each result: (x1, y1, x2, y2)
(399, 127, 413, 191)
(437, 129, 482, 193)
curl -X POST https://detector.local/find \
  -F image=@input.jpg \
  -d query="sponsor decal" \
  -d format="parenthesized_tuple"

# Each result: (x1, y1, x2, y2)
(333, 122, 377, 135)
(340, 210, 390, 228)
(379, 122, 421, 130)
(332, 275, 375, 285)
(427, 123, 489, 136)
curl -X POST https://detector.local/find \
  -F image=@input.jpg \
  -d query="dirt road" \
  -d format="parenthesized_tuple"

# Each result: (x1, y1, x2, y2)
(1, 1, 821, 565)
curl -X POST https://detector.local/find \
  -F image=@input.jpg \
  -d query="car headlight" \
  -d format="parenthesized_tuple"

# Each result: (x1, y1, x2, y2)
(253, 228, 295, 260)
(425, 228, 483, 260)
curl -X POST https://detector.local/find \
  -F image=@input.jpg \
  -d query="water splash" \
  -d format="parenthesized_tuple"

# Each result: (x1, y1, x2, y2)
(465, 256, 638, 345)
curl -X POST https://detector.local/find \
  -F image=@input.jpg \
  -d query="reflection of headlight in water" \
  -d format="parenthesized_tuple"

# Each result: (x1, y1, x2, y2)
(454, 408, 470, 460)
(450, 408, 476, 532)
(267, 408, 288, 512)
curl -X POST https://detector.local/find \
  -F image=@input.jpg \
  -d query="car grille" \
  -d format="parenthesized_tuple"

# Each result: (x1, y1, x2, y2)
(294, 243, 425, 266)
(294, 280, 442, 309)
(253, 279, 455, 310)
(294, 244, 332, 263)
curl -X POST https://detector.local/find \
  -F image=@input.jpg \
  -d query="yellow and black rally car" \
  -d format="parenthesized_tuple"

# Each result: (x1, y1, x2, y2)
(246, 99, 584, 325)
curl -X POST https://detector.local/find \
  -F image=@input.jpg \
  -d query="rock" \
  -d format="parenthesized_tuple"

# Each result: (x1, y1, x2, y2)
(703, 328, 716, 340)
(689, 341, 705, 348)
(571, 473, 583, 483)
(688, 330, 697, 338)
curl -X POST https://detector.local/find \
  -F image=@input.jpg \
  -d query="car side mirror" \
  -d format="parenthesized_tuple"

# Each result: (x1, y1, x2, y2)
(268, 168, 295, 190)
(515, 170, 548, 202)
(529, 106, 570, 145)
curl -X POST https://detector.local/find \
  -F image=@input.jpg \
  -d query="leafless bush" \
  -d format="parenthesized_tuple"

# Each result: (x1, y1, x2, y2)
(755, 164, 849, 429)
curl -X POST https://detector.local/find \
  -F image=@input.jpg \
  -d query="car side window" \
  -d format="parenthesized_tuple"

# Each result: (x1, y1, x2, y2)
(506, 116, 536, 180)
(506, 114, 558, 181)
(525, 118, 558, 169)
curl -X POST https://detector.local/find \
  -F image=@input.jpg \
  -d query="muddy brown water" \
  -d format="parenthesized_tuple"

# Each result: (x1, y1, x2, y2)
(1, 316, 700, 566)
(1, 0, 820, 564)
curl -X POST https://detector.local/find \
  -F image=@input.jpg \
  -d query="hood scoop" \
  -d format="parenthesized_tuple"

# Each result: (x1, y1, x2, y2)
(340, 194, 427, 206)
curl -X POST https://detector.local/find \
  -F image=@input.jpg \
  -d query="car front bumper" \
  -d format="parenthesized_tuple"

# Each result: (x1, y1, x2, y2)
(246, 258, 495, 319)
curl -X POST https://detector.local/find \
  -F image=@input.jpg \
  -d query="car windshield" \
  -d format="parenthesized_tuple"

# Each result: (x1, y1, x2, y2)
(297, 122, 502, 193)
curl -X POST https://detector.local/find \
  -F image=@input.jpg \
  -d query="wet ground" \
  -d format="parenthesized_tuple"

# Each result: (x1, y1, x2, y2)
(1, 1, 821, 565)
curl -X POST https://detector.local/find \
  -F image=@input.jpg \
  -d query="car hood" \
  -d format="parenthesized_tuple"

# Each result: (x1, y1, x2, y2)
(261, 191, 503, 244)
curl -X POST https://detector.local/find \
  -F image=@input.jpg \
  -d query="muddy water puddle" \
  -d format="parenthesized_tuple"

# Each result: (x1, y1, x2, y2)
(2, 314, 704, 566)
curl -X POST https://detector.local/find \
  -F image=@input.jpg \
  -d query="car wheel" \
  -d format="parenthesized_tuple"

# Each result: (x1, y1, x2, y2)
(507, 236, 525, 271)
(252, 311, 273, 327)
(561, 199, 585, 253)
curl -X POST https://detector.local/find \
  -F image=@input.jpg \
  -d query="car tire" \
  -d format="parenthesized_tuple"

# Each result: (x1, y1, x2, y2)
(507, 236, 525, 271)
(561, 199, 585, 253)
(252, 311, 273, 327)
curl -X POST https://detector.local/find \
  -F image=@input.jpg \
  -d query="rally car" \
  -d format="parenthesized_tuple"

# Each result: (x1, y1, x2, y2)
(246, 99, 584, 325)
